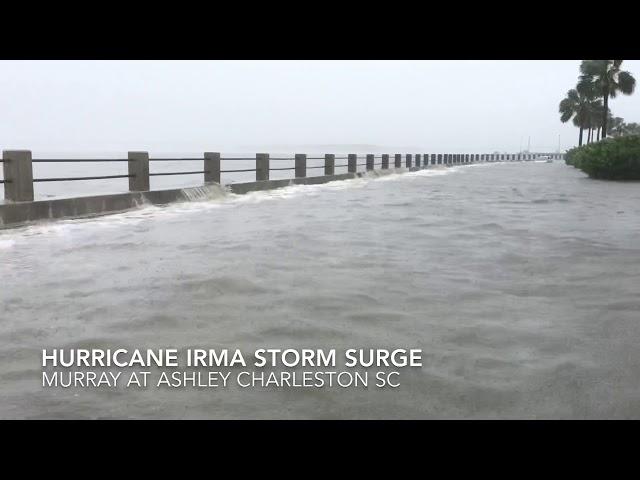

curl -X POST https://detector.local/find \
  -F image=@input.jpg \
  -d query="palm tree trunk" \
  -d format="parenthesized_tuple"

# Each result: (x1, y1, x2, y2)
(602, 94, 609, 139)
(579, 127, 583, 146)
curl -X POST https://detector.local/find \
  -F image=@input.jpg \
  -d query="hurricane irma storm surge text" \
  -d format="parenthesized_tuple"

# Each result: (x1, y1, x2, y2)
(40, 348, 423, 389)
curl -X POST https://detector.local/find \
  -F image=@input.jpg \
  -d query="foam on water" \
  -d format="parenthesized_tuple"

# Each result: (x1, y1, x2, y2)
(0, 166, 465, 244)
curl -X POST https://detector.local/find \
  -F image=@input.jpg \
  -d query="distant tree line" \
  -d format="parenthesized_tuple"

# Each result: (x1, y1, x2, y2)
(559, 60, 636, 146)
(608, 117, 640, 137)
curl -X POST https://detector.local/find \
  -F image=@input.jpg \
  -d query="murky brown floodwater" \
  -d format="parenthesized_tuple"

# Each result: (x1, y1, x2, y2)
(1, 161, 639, 419)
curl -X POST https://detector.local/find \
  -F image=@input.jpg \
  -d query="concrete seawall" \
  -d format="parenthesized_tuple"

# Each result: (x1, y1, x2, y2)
(0, 168, 407, 229)
(1, 147, 565, 229)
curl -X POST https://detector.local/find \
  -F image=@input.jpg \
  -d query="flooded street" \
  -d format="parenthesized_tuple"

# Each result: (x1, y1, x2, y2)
(1, 161, 639, 418)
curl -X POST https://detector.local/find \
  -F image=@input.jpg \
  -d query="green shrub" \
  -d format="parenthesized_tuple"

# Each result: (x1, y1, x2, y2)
(564, 135, 640, 180)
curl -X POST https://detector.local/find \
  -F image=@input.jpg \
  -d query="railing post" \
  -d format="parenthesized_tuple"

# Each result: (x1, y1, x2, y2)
(2, 150, 34, 202)
(394, 154, 401, 168)
(366, 154, 374, 171)
(381, 154, 389, 169)
(256, 153, 270, 181)
(347, 154, 357, 173)
(204, 152, 221, 184)
(324, 154, 335, 176)
(437, 154, 441, 165)
(295, 153, 307, 178)
(415, 154, 421, 168)
(406, 154, 412, 168)
(128, 151, 150, 192)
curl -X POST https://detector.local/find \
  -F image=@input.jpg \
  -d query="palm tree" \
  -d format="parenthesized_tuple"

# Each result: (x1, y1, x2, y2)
(577, 60, 636, 139)
(559, 88, 601, 146)
(590, 103, 607, 142)
(560, 89, 587, 146)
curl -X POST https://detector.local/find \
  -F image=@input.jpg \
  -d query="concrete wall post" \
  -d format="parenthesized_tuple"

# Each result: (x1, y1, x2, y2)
(204, 152, 221, 184)
(2, 150, 34, 202)
(256, 153, 270, 181)
(128, 151, 150, 192)
(366, 154, 374, 171)
(381, 154, 389, 169)
(348, 154, 357, 173)
(324, 154, 335, 176)
(295, 153, 307, 178)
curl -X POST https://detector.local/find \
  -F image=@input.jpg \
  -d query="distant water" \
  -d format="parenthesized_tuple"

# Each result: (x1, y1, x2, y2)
(1, 161, 640, 419)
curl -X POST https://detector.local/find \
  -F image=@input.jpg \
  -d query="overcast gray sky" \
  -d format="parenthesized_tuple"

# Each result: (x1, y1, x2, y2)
(1, 60, 639, 154)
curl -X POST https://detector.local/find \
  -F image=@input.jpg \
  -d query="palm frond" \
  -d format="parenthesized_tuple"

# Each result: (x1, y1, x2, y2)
(617, 71, 636, 95)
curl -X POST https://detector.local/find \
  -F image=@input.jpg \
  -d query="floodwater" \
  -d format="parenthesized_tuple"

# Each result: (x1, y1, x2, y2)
(1, 161, 639, 419)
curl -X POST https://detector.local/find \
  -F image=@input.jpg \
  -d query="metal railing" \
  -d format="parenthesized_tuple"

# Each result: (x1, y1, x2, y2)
(0, 150, 565, 202)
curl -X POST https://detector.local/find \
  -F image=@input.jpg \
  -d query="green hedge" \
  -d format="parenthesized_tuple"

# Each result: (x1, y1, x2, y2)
(564, 135, 640, 180)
